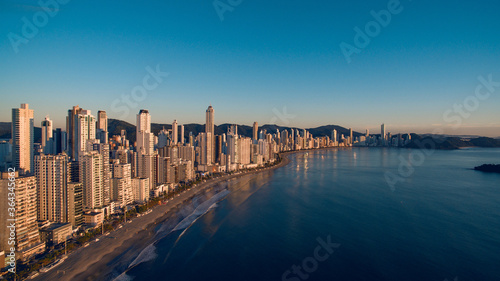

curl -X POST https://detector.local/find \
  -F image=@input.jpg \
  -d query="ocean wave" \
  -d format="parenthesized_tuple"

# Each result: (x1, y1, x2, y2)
(128, 243, 158, 268)
(113, 272, 134, 281)
(172, 190, 229, 232)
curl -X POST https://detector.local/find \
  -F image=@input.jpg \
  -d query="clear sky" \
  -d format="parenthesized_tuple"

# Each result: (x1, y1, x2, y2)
(1, 0, 499, 137)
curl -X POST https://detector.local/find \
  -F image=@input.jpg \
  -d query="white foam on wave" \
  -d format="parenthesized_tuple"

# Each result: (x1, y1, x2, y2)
(127, 243, 157, 268)
(172, 189, 230, 232)
(113, 272, 134, 281)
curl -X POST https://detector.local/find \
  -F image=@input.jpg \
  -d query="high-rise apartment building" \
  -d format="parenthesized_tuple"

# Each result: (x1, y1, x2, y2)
(180, 124, 185, 144)
(132, 178, 149, 203)
(35, 154, 68, 223)
(253, 122, 258, 141)
(12, 103, 34, 175)
(66, 105, 83, 160)
(41, 116, 53, 155)
(76, 110, 96, 160)
(68, 182, 83, 227)
(97, 110, 108, 144)
(79, 151, 104, 209)
(172, 120, 178, 145)
(381, 123, 386, 145)
(0, 172, 45, 260)
(136, 110, 154, 155)
(205, 105, 215, 164)
(112, 161, 132, 207)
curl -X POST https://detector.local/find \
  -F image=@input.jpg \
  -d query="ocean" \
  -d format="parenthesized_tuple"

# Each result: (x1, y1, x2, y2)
(117, 147, 500, 281)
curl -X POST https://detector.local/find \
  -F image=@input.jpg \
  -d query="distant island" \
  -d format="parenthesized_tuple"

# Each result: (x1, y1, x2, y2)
(474, 164, 500, 174)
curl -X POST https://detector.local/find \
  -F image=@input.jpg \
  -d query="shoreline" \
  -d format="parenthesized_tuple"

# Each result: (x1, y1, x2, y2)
(33, 154, 292, 281)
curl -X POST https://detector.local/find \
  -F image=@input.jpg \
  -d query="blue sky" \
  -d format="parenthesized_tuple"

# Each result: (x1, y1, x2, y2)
(1, 0, 499, 136)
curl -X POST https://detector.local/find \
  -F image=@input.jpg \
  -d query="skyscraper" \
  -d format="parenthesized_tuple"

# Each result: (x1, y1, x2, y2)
(79, 151, 104, 209)
(331, 129, 337, 144)
(253, 122, 258, 141)
(67, 182, 83, 227)
(349, 128, 353, 144)
(66, 105, 82, 160)
(112, 161, 132, 207)
(76, 110, 96, 160)
(12, 103, 34, 175)
(0, 172, 45, 260)
(180, 124, 185, 144)
(97, 110, 108, 131)
(381, 123, 386, 145)
(54, 128, 66, 155)
(136, 110, 154, 155)
(137, 109, 151, 133)
(41, 116, 53, 155)
(172, 120, 178, 145)
(97, 110, 108, 144)
(35, 153, 68, 223)
(205, 105, 215, 163)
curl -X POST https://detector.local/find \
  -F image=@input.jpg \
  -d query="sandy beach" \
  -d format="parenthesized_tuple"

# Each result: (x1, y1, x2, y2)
(32, 154, 292, 281)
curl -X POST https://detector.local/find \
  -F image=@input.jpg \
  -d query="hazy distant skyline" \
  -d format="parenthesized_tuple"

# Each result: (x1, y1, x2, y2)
(1, 0, 499, 137)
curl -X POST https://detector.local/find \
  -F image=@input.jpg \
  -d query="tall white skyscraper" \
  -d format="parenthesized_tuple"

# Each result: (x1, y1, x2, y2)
(199, 132, 213, 165)
(180, 124, 185, 144)
(137, 109, 151, 133)
(76, 110, 96, 160)
(112, 161, 132, 207)
(97, 110, 108, 131)
(97, 110, 108, 144)
(238, 137, 251, 165)
(253, 122, 258, 141)
(172, 120, 178, 145)
(41, 116, 54, 155)
(79, 151, 104, 209)
(35, 153, 68, 223)
(136, 110, 154, 155)
(12, 103, 34, 175)
(205, 105, 215, 164)
(331, 129, 337, 144)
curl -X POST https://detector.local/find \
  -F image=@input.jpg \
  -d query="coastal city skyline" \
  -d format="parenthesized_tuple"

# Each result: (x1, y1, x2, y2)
(1, 1, 500, 280)
(2, 100, 388, 279)
(1, 100, 499, 138)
